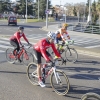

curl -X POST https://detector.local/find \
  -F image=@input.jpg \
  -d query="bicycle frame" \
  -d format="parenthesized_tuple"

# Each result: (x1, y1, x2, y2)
(19, 48, 29, 60)
(42, 62, 62, 84)
(31, 61, 62, 84)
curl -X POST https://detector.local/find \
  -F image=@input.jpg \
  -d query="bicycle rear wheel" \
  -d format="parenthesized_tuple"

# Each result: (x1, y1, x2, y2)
(50, 70, 70, 95)
(27, 63, 38, 85)
(22, 51, 34, 66)
(65, 48, 78, 63)
(81, 92, 100, 100)
(6, 48, 16, 64)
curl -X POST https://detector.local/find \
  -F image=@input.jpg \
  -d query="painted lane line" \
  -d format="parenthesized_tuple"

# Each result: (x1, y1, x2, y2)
(85, 45, 100, 48)
(0, 50, 5, 53)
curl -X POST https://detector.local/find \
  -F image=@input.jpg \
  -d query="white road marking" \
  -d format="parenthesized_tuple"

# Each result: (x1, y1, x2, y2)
(85, 45, 100, 48)
(0, 50, 5, 53)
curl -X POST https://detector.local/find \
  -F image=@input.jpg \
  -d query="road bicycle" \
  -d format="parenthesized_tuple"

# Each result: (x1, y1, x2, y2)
(81, 92, 100, 100)
(6, 45, 34, 66)
(27, 58, 70, 95)
(51, 40, 78, 63)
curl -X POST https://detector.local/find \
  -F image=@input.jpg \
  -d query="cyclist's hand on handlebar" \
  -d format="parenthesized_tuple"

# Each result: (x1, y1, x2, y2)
(20, 44, 24, 48)
(28, 42, 32, 46)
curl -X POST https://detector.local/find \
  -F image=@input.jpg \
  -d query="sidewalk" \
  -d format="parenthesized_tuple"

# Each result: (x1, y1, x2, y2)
(42, 24, 100, 58)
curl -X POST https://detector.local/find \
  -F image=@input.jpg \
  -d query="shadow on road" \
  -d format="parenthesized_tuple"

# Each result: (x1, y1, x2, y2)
(65, 85, 100, 99)
(0, 70, 26, 74)
(75, 60, 100, 65)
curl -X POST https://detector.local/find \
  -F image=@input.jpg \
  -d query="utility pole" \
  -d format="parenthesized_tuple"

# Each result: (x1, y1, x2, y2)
(38, 0, 39, 20)
(87, 0, 91, 24)
(26, 0, 27, 23)
(46, 0, 48, 28)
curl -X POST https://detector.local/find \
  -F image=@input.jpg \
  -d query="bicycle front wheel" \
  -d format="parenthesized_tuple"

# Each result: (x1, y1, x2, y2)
(27, 63, 38, 85)
(65, 48, 78, 63)
(81, 92, 100, 100)
(6, 48, 16, 64)
(50, 70, 70, 95)
(22, 51, 34, 66)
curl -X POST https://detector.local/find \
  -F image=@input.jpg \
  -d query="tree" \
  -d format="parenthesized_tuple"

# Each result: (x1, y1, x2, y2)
(0, 0, 12, 13)
(34, 0, 51, 18)
(92, 0, 98, 24)
(73, 6, 77, 16)
(13, 0, 34, 18)
(96, 0, 100, 25)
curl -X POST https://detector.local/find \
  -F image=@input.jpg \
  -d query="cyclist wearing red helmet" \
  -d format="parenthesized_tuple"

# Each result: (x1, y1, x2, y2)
(33, 31, 61, 87)
(10, 26, 30, 61)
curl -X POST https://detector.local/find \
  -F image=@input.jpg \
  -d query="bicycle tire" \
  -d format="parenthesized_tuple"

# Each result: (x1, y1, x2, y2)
(50, 70, 70, 95)
(81, 92, 100, 100)
(27, 63, 38, 85)
(65, 48, 78, 63)
(22, 51, 34, 66)
(6, 48, 16, 64)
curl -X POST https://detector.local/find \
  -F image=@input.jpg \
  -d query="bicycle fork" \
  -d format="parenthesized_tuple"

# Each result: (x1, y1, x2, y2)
(53, 67, 62, 84)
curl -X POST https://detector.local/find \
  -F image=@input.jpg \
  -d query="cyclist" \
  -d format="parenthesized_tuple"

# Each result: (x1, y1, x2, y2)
(10, 26, 30, 62)
(33, 32, 61, 87)
(54, 23, 73, 51)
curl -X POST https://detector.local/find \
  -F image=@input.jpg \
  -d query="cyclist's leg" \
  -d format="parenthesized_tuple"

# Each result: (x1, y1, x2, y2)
(54, 37, 60, 50)
(33, 50, 45, 87)
(10, 39, 22, 62)
(10, 39, 18, 55)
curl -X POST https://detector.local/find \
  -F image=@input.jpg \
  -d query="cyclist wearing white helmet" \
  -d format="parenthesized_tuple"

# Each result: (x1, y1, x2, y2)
(33, 31, 61, 87)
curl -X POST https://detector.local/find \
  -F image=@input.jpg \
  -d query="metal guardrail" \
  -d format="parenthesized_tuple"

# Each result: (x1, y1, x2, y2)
(58, 22, 100, 34)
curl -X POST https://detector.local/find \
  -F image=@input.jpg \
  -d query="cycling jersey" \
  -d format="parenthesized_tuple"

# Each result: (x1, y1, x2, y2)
(56, 28, 69, 39)
(10, 32, 29, 44)
(34, 38, 61, 61)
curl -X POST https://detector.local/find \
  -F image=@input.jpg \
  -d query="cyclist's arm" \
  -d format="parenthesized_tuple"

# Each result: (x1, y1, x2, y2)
(61, 31, 70, 41)
(16, 33, 22, 45)
(40, 41, 50, 61)
(65, 31, 70, 40)
(22, 33, 29, 43)
(51, 43, 61, 58)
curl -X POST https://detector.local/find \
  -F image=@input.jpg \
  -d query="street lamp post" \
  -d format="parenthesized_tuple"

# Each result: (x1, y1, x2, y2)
(87, 0, 91, 24)
(26, 0, 27, 23)
(64, 7, 67, 23)
(46, 0, 48, 28)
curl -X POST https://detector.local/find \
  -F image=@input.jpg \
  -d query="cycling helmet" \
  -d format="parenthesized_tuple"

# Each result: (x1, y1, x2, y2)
(55, 30, 60, 35)
(18, 26, 24, 30)
(47, 31, 55, 40)
(62, 23, 68, 27)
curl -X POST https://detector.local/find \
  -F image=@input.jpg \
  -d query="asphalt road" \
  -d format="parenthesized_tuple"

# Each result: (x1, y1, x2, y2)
(0, 52, 100, 100)
(0, 20, 55, 36)
(0, 21, 100, 100)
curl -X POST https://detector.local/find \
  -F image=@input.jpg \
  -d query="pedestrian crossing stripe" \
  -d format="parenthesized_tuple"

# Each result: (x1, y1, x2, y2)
(0, 50, 5, 53)
(0, 35, 100, 53)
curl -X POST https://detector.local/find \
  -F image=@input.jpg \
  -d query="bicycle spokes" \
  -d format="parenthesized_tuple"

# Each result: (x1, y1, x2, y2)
(24, 53, 29, 60)
(9, 53, 15, 59)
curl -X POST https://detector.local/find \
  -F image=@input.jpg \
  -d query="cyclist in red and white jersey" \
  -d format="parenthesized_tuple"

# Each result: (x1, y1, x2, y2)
(54, 23, 74, 52)
(33, 32, 61, 87)
(10, 26, 30, 61)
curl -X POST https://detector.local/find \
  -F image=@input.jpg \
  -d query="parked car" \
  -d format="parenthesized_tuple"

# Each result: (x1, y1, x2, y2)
(8, 16, 17, 26)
